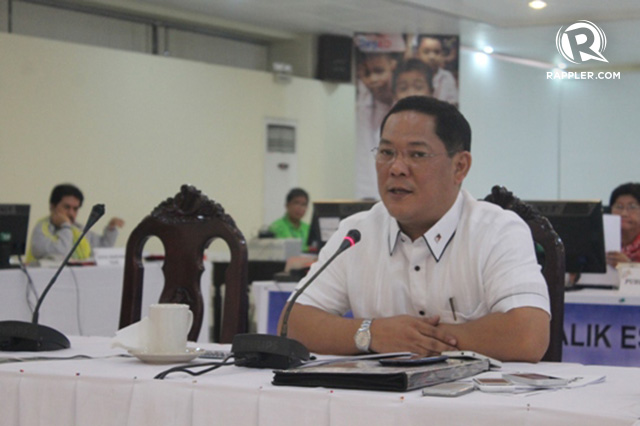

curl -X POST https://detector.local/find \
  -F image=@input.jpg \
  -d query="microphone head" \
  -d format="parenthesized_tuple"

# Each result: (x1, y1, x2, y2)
(345, 229, 361, 245)
(338, 229, 361, 251)
(84, 204, 105, 231)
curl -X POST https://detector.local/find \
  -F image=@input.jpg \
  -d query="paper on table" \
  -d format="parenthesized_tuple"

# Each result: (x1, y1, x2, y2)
(111, 317, 151, 352)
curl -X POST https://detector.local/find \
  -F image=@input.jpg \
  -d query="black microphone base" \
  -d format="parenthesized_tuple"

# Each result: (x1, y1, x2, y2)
(231, 333, 310, 369)
(0, 320, 70, 352)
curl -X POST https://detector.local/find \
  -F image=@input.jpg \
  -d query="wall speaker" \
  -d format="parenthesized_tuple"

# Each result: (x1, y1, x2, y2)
(316, 35, 352, 83)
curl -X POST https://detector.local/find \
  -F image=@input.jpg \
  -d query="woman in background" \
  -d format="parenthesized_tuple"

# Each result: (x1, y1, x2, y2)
(606, 182, 640, 267)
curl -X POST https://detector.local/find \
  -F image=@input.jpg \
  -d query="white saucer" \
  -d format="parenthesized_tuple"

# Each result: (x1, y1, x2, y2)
(129, 347, 205, 364)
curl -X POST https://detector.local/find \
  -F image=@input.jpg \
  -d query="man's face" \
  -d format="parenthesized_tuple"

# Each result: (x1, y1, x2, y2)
(51, 195, 82, 224)
(358, 56, 396, 104)
(286, 196, 308, 223)
(376, 111, 470, 239)
(612, 194, 640, 238)
(417, 38, 444, 71)
(394, 70, 432, 101)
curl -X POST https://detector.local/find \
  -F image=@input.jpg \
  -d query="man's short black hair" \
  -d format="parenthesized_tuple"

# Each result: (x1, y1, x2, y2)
(380, 95, 471, 154)
(50, 184, 84, 206)
(286, 188, 309, 204)
(610, 182, 640, 207)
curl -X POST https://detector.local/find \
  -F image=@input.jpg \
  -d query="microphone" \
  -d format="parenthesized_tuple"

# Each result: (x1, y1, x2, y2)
(232, 229, 361, 369)
(0, 204, 105, 351)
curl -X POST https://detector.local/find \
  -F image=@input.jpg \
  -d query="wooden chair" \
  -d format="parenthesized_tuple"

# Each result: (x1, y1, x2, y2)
(484, 185, 566, 362)
(119, 185, 248, 343)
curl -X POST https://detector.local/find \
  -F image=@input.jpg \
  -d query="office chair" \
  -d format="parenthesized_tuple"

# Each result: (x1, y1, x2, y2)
(484, 185, 566, 362)
(119, 184, 249, 343)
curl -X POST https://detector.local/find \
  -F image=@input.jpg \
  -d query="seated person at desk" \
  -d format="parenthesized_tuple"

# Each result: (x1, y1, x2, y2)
(607, 182, 640, 267)
(27, 183, 124, 262)
(279, 96, 550, 362)
(269, 188, 310, 252)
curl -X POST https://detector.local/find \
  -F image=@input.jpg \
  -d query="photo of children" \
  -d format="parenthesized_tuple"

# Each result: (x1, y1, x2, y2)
(354, 33, 459, 199)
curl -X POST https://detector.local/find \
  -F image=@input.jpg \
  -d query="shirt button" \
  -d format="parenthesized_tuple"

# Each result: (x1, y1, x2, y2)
(419, 310, 425, 316)
(414, 266, 420, 271)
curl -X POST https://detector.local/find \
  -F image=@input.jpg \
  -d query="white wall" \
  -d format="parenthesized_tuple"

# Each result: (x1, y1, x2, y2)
(0, 33, 355, 251)
(459, 49, 640, 204)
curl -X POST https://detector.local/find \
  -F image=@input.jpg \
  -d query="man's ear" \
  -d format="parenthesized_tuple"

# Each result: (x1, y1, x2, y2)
(453, 151, 472, 185)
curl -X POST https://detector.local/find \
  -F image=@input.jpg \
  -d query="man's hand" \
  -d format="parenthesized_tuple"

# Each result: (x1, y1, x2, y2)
(369, 315, 458, 356)
(107, 217, 125, 229)
(606, 251, 630, 268)
(50, 207, 71, 227)
(281, 304, 458, 356)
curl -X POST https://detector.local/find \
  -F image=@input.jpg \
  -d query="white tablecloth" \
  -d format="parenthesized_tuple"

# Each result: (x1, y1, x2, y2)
(0, 263, 211, 342)
(1, 336, 639, 426)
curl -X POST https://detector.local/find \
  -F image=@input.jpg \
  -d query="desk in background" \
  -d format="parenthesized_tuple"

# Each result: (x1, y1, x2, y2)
(0, 263, 211, 343)
(0, 336, 638, 426)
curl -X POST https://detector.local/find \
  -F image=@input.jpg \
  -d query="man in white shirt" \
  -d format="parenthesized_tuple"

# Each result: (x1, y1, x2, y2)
(280, 96, 550, 362)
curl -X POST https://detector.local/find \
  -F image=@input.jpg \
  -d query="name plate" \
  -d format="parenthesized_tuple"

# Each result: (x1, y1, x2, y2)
(93, 247, 125, 266)
(617, 263, 640, 294)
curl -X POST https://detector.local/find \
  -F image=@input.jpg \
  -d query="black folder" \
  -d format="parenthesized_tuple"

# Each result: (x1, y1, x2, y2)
(272, 357, 489, 392)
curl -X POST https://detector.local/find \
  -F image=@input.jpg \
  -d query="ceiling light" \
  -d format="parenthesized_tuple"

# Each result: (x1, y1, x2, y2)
(528, 0, 547, 10)
(483, 46, 494, 54)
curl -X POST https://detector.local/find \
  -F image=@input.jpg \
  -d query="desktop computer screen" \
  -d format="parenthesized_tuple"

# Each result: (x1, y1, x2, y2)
(0, 204, 30, 268)
(307, 200, 377, 251)
(527, 200, 606, 274)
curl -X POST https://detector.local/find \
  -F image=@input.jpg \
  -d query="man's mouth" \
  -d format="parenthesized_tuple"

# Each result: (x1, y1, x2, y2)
(388, 187, 412, 195)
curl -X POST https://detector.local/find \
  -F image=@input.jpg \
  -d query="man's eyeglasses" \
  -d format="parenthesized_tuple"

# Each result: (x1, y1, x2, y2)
(371, 146, 453, 167)
(612, 203, 640, 212)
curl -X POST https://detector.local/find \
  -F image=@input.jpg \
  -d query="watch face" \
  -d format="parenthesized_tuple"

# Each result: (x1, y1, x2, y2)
(355, 330, 370, 350)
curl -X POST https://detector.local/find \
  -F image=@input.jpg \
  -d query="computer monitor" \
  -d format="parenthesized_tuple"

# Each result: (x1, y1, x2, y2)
(0, 204, 30, 269)
(307, 200, 377, 251)
(526, 200, 606, 274)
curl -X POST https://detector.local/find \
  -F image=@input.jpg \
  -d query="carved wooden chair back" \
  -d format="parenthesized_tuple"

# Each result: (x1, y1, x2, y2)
(484, 185, 566, 362)
(119, 185, 248, 343)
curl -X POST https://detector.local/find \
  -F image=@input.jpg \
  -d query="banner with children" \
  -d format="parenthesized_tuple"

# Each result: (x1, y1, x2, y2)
(354, 33, 460, 199)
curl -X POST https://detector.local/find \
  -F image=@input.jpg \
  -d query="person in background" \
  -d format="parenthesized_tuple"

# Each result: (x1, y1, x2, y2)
(280, 96, 550, 362)
(606, 182, 640, 267)
(415, 35, 458, 106)
(392, 58, 434, 102)
(269, 188, 310, 252)
(27, 183, 124, 262)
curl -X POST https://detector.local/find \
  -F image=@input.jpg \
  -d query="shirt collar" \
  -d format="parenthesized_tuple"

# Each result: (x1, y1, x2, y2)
(387, 190, 465, 261)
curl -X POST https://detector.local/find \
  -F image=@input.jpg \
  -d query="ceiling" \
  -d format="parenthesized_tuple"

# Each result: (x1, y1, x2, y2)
(106, 0, 640, 68)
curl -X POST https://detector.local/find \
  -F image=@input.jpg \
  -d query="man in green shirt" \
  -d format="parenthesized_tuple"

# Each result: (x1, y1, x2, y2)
(269, 188, 310, 252)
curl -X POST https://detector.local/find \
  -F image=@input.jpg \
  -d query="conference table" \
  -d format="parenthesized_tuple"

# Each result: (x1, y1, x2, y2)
(0, 262, 212, 343)
(0, 335, 639, 426)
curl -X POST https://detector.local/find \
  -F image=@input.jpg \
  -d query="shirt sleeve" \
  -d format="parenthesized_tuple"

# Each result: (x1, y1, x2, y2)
(29, 221, 74, 259)
(482, 213, 551, 316)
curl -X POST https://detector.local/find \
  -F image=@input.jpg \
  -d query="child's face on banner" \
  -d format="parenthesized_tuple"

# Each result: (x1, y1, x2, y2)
(358, 55, 396, 103)
(417, 38, 444, 71)
(394, 70, 432, 101)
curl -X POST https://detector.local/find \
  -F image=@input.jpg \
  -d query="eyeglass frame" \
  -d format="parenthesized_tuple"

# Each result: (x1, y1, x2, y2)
(371, 144, 459, 167)
(611, 203, 640, 213)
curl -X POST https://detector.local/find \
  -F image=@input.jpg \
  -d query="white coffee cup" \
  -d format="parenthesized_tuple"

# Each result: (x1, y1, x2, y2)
(147, 303, 193, 354)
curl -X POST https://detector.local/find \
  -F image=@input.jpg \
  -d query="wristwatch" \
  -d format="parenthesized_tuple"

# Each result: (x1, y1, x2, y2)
(354, 319, 373, 353)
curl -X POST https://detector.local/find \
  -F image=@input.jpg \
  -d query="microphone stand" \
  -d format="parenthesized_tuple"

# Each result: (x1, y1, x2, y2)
(0, 204, 105, 351)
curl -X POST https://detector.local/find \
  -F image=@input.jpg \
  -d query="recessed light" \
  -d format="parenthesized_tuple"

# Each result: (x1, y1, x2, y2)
(528, 0, 547, 10)
(483, 46, 494, 54)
